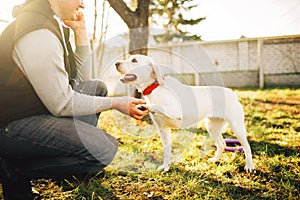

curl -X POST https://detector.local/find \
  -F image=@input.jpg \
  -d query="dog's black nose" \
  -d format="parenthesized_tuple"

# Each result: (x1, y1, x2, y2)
(115, 62, 120, 67)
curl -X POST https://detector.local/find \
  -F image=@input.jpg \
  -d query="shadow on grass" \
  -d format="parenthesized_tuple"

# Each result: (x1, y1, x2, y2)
(171, 166, 299, 199)
(51, 177, 121, 200)
(48, 137, 300, 200)
(250, 139, 299, 157)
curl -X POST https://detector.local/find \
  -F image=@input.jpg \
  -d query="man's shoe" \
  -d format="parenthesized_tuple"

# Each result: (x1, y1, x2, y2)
(0, 157, 33, 200)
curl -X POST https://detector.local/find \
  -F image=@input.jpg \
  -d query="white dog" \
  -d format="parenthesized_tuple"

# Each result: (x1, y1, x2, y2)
(115, 54, 255, 172)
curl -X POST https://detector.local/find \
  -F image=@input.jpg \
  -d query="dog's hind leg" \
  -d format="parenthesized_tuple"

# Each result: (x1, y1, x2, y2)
(157, 127, 172, 171)
(229, 119, 255, 172)
(205, 118, 227, 163)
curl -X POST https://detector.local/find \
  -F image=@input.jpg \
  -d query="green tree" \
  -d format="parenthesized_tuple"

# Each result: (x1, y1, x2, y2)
(106, 0, 205, 55)
(150, 0, 205, 43)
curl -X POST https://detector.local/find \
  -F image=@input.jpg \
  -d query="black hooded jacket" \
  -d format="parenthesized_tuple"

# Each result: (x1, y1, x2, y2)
(0, 0, 76, 127)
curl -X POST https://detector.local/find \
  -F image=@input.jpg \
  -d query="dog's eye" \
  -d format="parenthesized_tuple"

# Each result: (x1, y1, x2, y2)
(132, 58, 138, 63)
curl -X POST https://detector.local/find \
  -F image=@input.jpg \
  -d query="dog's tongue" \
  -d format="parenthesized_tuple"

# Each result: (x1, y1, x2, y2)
(120, 74, 137, 82)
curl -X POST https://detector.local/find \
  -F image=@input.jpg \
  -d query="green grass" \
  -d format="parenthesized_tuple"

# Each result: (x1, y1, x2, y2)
(1, 88, 299, 199)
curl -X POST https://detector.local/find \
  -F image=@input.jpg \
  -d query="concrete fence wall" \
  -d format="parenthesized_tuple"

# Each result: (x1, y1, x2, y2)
(96, 34, 300, 96)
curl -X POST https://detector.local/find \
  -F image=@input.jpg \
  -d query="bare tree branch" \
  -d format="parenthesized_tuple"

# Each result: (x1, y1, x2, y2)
(0, 19, 9, 23)
(107, 0, 135, 26)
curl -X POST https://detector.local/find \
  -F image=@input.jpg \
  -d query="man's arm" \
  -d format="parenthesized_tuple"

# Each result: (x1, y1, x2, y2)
(13, 29, 112, 116)
(64, 12, 92, 81)
(13, 29, 148, 120)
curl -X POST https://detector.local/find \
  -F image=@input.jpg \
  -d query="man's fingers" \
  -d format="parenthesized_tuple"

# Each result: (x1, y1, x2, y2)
(131, 98, 146, 105)
(130, 104, 148, 120)
(132, 111, 147, 120)
(75, 11, 84, 21)
(132, 115, 143, 120)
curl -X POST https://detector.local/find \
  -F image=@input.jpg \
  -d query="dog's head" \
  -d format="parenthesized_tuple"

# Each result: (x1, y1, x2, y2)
(115, 54, 164, 87)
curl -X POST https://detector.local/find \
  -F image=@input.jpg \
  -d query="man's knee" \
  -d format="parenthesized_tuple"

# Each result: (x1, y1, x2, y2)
(94, 133, 118, 166)
(74, 80, 108, 97)
(94, 80, 108, 97)
(79, 129, 118, 168)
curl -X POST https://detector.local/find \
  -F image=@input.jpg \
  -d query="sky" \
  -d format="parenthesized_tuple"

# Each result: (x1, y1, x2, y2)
(0, 0, 299, 41)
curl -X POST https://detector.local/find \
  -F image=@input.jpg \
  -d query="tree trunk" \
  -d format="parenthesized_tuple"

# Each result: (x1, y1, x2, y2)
(129, 27, 149, 55)
(107, 0, 150, 55)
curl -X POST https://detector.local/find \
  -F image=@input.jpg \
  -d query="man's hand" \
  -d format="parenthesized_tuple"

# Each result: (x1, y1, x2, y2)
(111, 97, 149, 120)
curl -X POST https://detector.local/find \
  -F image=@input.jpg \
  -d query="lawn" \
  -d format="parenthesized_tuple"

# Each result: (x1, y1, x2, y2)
(1, 88, 299, 199)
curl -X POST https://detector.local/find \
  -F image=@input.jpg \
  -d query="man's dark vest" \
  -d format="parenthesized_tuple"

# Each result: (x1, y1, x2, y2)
(0, 0, 76, 127)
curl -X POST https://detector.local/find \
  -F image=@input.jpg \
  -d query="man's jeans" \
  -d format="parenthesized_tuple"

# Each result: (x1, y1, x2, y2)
(0, 80, 118, 180)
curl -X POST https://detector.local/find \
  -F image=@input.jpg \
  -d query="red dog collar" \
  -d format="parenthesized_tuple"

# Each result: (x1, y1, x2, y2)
(143, 81, 159, 95)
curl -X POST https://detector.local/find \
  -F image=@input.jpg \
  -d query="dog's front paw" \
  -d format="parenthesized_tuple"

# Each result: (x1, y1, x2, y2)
(157, 164, 170, 172)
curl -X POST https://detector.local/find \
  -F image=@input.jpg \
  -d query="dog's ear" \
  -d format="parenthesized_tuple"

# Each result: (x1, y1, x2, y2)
(150, 62, 165, 85)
